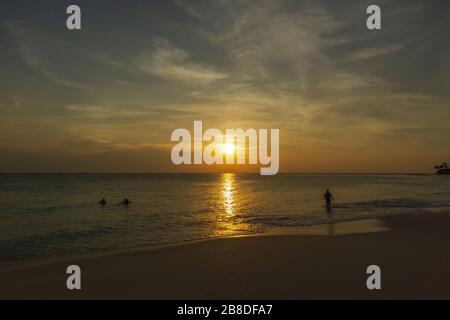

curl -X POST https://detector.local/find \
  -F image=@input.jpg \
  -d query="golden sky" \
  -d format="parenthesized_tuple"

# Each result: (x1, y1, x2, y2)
(0, 0, 449, 173)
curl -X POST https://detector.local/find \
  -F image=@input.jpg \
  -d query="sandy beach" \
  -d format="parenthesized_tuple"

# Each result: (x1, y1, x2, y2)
(1, 212, 450, 300)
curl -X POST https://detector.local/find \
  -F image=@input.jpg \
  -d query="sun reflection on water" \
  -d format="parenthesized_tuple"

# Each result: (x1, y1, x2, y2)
(214, 173, 255, 237)
(222, 173, 235, 216)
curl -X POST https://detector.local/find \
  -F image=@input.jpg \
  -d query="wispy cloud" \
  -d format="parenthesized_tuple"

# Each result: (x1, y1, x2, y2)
(351, 44, 403, 60)
(136, 38, 228, 83)
(2, 20, 88, 90)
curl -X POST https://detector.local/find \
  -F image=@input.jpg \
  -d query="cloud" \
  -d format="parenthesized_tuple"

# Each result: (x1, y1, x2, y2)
(351, 44, 403, 60)
(208, 2, 339, 83)
(65, 103, 202, 122)
(2, 20, 88, 90)
(175, 0, 203, 19)
(136, 38, 228, 83)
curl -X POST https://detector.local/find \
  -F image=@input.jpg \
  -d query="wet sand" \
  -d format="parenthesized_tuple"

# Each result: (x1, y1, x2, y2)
(1, 212, 450, 299)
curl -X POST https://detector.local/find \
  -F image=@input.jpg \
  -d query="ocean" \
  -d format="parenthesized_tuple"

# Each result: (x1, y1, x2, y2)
(1, 173, 449, 263)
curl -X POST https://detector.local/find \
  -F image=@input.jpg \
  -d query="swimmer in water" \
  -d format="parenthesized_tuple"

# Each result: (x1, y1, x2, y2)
(99, 198, 106, 206)
(323, 189, 334, 208)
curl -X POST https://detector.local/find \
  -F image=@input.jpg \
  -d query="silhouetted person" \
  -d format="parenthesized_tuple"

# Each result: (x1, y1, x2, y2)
(122, 198, 130, 206)
(323, 189, 334, 208)
(99, 198, 106, 206)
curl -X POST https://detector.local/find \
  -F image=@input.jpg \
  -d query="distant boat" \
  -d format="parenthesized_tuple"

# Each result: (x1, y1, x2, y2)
(434, 162, 450, 175)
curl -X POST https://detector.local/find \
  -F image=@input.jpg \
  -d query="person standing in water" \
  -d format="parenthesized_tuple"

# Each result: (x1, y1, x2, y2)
(323, 189, 334, 208)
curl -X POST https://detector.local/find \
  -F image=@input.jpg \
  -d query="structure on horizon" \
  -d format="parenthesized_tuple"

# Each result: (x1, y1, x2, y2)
(434, 162, 450, 175)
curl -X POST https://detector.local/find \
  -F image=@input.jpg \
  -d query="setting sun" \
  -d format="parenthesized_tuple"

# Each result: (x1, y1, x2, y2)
(221, 143, 235, 155)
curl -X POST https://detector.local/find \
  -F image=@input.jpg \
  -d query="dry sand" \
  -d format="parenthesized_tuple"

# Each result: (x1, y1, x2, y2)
(1, 212, 450, 299)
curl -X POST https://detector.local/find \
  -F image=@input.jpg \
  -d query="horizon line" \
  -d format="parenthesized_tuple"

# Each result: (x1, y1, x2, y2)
(0, 171, 433, 175)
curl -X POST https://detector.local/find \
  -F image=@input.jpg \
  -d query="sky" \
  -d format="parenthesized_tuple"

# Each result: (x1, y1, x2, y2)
(0, 0, 449, 173)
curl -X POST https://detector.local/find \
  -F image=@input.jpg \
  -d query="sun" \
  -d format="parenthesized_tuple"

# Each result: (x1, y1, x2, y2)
(221, 143, 235, 155)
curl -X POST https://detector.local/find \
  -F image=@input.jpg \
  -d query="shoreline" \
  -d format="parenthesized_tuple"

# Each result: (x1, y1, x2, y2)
(1, 211, 450, 299)
(0, 210, 442, 270)
(0, 216, 392, 272)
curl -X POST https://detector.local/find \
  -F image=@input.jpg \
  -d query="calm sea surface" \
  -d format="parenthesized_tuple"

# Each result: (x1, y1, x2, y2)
(1, 173, 449, 263)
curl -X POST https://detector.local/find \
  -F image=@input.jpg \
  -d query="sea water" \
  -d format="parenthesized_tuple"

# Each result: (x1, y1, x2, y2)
(1, 173, 449, 263)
